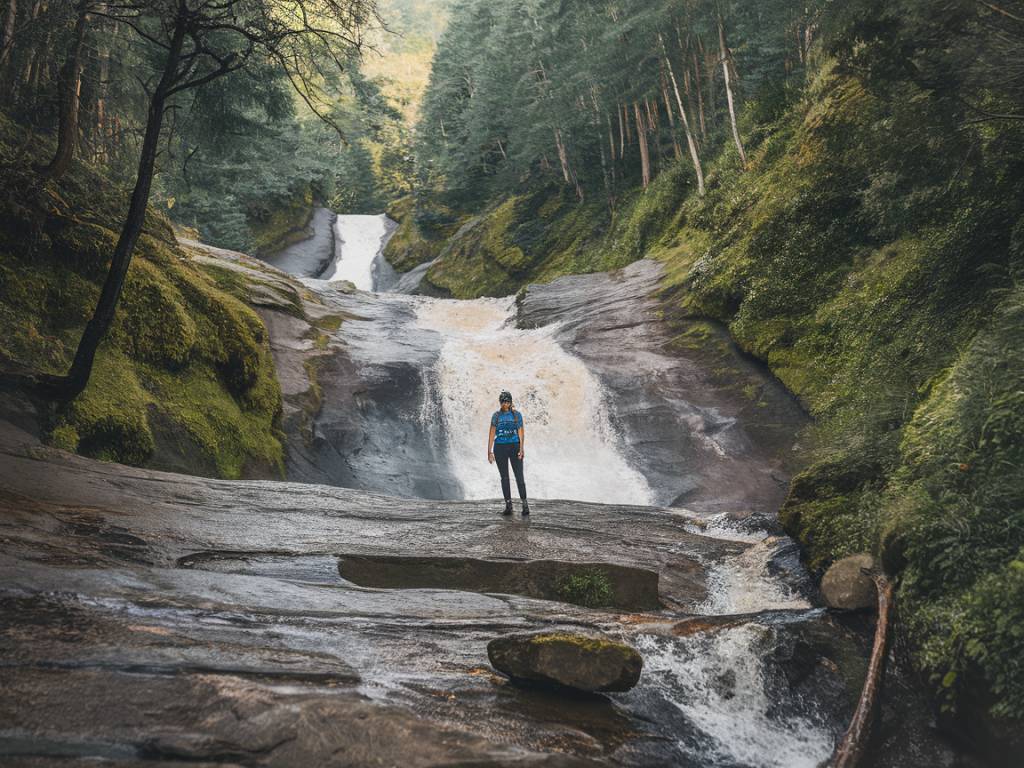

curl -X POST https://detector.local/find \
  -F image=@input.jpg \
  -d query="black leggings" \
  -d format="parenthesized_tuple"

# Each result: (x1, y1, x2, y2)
(493, 442, 527, 500)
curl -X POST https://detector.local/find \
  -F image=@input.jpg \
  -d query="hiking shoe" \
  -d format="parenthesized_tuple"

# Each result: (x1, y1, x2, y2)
(521, 500, 530, 516)
(502, 500, 514, 516)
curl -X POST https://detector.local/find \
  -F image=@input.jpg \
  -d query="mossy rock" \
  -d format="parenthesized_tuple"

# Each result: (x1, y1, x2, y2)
(383, 194, 462, 273)
(487, 631, 643, 693)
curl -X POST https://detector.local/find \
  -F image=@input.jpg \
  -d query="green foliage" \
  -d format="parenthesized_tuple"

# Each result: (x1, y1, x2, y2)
(62, 349, 156, 466)
(886, 287, 1024, 717)
(556, 569, 615, 609)
(415, 0, 820, 204)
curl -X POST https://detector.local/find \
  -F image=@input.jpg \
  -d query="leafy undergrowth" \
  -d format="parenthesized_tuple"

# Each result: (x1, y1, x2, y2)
(387, 62, 1024, 729)
(0, 114, 284, 479)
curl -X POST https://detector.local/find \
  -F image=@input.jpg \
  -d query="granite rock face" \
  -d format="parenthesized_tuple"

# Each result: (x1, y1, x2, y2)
(0, 419, 869, 766)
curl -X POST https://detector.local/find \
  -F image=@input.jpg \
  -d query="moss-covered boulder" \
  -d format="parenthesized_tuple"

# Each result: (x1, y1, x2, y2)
(820, 554, 877, 610)
(383, 194, 462, 273)
(487, 632, 643, 693)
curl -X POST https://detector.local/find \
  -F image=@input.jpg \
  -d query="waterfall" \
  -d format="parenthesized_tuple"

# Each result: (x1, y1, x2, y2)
(324, 214, 395, 291)
(322, 215, 836, 767)
(415, 297, 654, 505)
(634, 627, 835, 768)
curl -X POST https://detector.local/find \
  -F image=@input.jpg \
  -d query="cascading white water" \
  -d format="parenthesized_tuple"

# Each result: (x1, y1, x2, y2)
(415, 297, 654, 505)
(634, 627, 835, 768)
(325, 214, 393, 290)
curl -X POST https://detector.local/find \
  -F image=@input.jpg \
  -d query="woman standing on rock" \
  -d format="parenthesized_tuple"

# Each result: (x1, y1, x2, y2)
(487, 390, 529, 516)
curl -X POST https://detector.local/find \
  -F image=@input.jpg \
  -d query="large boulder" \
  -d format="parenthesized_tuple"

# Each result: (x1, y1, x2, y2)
(821, 554, 878, 610)
(487, 632, 643, 693)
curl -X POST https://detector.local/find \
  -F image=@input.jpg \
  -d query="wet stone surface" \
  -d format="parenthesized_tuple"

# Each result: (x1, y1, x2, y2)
(0, 420, 865, 767)
(337, 554, 663, 611)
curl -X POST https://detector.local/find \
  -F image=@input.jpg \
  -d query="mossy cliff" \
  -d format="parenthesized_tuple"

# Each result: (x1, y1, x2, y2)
(389, 62, 1024, 740)
(247, 186, 316, 258)
(383, 193, 465, 275)
(0, 115, 285, 479)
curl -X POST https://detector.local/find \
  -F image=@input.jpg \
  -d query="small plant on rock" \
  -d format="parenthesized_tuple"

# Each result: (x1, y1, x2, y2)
(557, 569, 614, 608)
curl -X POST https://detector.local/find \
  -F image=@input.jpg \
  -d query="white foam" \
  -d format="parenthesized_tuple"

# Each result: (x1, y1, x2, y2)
(415, 297, 654, 505)
(697, 537, 811, 616)
(635, 627, 835, 767)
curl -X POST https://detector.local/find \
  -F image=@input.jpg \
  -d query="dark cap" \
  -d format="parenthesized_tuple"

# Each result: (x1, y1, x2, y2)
(499, 390, 513, 403)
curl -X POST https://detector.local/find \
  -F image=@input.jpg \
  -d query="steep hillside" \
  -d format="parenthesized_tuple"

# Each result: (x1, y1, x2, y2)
(0, 116, 285, 479)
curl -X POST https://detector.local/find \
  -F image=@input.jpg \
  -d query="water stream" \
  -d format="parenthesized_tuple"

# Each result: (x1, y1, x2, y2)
(324, 213, 396, 290)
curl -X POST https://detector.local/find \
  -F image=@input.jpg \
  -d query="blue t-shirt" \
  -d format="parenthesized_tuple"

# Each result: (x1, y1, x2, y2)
(491, 410, 524, 445)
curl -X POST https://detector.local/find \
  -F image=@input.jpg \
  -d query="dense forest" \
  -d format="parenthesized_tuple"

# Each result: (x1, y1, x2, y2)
(396, 0, 1024, 748)
(0, 0, 420, 254)
(0, 0, 1022, 763)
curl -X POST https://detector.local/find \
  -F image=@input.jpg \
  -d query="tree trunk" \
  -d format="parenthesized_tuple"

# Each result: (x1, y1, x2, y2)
(41, 0, 89, 179)
(693, 49, 706, 139)
(598, 131, 614, 212)
(661, 72, 683, 160)
(553, 128, 583, 201)
(660, 34, 705, 196)
(18, 0, 42, 88)
(618, 103, 626, 158)
(54, 17, 186, 400)
(718, 17, 748, 168)
(830, 574, 895, 768)
(0, 0, 16, 69)
(95, 31, 109, 161)
(607, 112, 617, 162)
(554, 128, 572, 184)
(634, 102, 650, 189)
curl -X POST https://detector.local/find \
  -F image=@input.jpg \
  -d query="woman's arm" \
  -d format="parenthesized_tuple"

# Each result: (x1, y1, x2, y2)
(487, 425, 496, 463)
(517, 424, 525, 460)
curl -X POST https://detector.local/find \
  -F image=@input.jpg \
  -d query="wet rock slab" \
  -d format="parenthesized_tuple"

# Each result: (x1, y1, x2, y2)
(517, 260, 808, 516)
(0, 419, 877, 766)
(0, 420, 780, 766)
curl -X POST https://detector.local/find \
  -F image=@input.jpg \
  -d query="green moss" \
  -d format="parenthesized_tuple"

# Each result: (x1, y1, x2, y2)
(113, 258, 198, 369)
(312, 314, 344, 332)
(528, 632, 638, 658)
(556, 569, 615, 608)
(383, 194, 463, 272)
(48, 423, 79, 452)
(57, 349, 155, 466)
(248, 186, 314, 256)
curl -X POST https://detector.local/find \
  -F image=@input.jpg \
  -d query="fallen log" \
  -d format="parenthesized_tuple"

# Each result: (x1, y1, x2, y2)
(829, 572, 895, 768)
